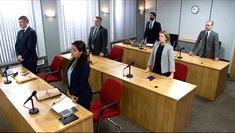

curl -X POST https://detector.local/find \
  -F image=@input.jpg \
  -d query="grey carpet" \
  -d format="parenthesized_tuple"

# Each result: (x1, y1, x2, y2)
(1, 80, 235, 132)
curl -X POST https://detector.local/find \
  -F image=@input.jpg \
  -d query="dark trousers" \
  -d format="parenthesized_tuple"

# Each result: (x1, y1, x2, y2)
(22, 61, 37, 74)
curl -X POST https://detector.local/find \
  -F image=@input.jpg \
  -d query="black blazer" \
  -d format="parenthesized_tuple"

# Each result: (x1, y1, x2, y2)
(88, 26, 108, 55)
(144, 21, 162, 44)
(66, 59, 92, 110)
(15, 26, 37, 62)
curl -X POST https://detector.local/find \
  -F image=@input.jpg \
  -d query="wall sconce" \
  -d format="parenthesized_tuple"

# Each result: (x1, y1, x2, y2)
(139, 6, 145, 14)
(45, 10, 56, 18)
(101, 7, 109, 15)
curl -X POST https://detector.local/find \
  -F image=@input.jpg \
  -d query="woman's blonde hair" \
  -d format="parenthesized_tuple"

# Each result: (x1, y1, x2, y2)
(159, 31, 170, 43)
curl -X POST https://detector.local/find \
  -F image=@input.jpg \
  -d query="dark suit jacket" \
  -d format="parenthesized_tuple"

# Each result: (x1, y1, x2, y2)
(144, 21, 162, 44)
(15, 27, 38, 62)
(66, 59, 92, 110)
(88, 26, 108, 55)
(192, 30, 219, 59)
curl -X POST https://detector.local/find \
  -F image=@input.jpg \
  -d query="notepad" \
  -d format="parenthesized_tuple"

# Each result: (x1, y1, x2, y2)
(50, 97, 77, 114)
(14, 74, 37, 83)
(36, 88, 62, 101)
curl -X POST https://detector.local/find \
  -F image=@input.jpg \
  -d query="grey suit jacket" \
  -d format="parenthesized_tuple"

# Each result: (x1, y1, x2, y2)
(147, 42, 175, 73)
(192, 30, 219, 59)
(88, 26, 108, 55)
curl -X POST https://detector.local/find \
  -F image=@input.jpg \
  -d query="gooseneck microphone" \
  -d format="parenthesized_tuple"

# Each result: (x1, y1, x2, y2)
(124, 62, 134, 69)
(24, 91, 39, 114)
(177, 47, 185, 59)
(3, 66, 12, 84)
(123, 62, 134, 78)
(24, 91, 37, 104)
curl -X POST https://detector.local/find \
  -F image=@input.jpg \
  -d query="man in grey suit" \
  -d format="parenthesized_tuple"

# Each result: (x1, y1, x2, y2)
(189, 20, 219, 61)
(88, 16, 108, 57)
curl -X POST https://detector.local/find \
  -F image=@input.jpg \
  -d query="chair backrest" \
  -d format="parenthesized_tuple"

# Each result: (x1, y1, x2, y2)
(108, 46, 124, 62)
(51, 55, 64, 72)
(174, 62, 188, 81)
(100, 77, 124, 106)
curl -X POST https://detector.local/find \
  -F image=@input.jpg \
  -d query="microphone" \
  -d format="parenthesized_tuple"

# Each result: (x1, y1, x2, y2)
(178, 47, 185, 50)
(2, 66, 9, 76)
(177, 47, 184, 59)
(124, 62, 134, 69)
(24, 91, 37, 105)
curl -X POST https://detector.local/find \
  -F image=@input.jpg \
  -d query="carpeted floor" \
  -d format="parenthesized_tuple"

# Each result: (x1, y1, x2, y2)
(1, 80, 235, 132)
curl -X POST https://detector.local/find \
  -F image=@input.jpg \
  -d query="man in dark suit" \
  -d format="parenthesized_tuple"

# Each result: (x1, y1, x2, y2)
(189, 20, 219, 61)
(15, 16, 38, 74)
(143, 12, 162, 44)
(88, 16, 108, 57)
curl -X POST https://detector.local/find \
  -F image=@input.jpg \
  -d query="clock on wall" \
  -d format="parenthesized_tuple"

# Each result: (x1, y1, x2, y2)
(191, 5, 199, 14)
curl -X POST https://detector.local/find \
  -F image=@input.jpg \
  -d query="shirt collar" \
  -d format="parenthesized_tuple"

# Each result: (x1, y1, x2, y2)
(22, 25, 29, 32)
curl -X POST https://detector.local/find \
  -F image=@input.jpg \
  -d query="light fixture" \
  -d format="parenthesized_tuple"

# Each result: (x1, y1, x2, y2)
(101, 7, 109, 15)
(139, 6, 145, 14)
(45, 10, 56, 18)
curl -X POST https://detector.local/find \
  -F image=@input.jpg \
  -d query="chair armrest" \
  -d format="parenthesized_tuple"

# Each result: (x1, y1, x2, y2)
(92, 91, 100, 95)
(37, 66, 51, 73)
(44, 71, 60, 81)
(99, 101, 119, 118)
(113, 58, 122, 62)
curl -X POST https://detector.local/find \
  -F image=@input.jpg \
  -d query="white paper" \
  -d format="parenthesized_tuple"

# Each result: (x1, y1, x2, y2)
(50, 97, 77, 113)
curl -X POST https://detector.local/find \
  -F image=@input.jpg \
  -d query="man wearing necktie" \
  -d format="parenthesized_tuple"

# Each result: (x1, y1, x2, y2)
(189, 20, 220, 61)
(88, 16, 108, 57)
(15, 16, 38, 73)
(143, 12, 162, 44)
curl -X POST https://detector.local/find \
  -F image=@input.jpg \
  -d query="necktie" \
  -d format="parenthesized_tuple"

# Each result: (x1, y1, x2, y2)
(93, 28, 98, 38)
(20, 30, 24, 39)
(202, 31, 208, 57)
(149, 22, 152, 30)
(205, 32, 208, 42)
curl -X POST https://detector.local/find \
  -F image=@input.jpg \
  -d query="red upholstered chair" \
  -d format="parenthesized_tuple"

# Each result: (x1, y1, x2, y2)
(108, 46, 124, 62)
(174, 62, 188, 81)
(90, 77, 124, 132)
(37, 55, 64, 83)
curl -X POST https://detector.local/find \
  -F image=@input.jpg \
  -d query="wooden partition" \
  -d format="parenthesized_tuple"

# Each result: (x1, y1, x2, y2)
(0, 67, 93, 132)
(230, 50, 235, 79)
(114, 42, 229, 100)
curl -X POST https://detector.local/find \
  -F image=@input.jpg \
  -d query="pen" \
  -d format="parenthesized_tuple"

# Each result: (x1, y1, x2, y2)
(52, 96, 66, 106)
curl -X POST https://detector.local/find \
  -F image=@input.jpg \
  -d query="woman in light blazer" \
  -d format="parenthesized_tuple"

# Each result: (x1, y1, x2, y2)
(146, 31, 175, 79)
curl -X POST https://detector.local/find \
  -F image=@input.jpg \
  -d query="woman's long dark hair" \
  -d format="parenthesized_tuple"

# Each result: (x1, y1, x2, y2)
(72, 40, 88, 63)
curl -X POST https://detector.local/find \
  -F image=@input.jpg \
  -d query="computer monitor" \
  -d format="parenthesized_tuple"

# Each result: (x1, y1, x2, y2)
(169, 34, 179, 50)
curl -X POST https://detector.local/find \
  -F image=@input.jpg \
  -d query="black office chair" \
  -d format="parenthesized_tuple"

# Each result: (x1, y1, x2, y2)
(169, 34, 179, 50)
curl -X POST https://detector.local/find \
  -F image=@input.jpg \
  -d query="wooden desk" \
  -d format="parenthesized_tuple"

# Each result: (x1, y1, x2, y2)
(0, 67, 93, 132)
(114, 42, 230, 100)
(102, 65, 196, 132)
(114, 43, 152, 69)
(178, 38, 196, 44)
(60, 53, 196, 132)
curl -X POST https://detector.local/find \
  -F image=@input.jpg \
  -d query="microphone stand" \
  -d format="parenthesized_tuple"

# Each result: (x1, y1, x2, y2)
(126, 66, 133, 78)
(87, 49, 92, 64)
(3, 71, 12, 84)
(29, 98, 39, 114)
(177, 49, 183, 59)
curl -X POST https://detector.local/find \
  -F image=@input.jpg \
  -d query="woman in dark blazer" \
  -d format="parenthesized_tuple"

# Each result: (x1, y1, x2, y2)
(66, 40, 92, 110)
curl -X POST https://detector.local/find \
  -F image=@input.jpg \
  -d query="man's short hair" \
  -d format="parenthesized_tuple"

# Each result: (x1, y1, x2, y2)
(149, 12, 156, 17)
(19, 16, 29, 23)
(96, 16, 102, 21)
(207, 20, 214, 26)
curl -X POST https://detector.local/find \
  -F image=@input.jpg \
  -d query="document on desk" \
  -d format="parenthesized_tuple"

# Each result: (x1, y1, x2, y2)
(50, 97, 77, 114)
